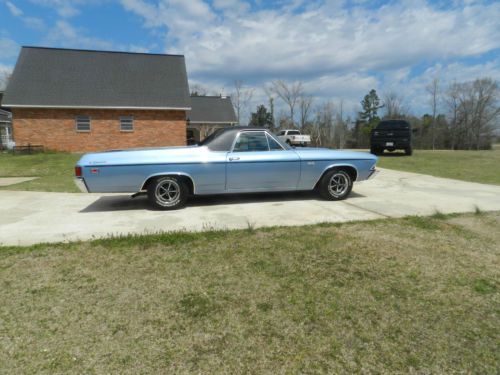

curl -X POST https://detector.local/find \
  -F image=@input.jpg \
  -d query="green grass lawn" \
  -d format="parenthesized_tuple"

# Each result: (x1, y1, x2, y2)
(377, 148, 500, 185)
(0, 151, 80, 192)
(1, 212, 499, 373)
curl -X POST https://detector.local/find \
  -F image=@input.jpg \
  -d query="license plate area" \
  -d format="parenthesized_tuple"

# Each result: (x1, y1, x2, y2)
(386, 142, 394, 146)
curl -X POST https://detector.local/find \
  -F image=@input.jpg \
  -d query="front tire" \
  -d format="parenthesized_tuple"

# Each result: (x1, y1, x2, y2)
(318, 169, 353, 201)
(148, 176, 188, 210)
(405, 146, 413, 156)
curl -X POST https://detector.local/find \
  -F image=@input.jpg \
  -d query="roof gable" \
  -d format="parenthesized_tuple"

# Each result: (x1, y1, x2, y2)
(3, 47, 191, 110)
(188, 96, 237, 124)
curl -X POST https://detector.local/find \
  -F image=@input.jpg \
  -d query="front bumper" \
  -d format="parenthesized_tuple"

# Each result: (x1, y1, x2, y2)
(74, 177, 89, 193)
(367, 167, 379, 180)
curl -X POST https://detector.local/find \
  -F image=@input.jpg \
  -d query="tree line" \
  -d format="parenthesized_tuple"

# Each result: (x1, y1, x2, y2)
(244, 77, 499, 150)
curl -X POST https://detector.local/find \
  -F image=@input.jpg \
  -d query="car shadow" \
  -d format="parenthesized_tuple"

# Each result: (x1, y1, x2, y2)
(80, 191, 366, 213)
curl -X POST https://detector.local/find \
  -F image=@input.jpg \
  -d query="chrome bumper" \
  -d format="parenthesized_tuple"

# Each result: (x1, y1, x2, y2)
(74, 177, 89, 193)
(367, 168, 379, 179)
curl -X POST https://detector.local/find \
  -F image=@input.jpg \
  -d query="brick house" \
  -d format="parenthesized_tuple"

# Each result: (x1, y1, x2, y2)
(187, 95, 237, 144)
(2, 47, 191, 152)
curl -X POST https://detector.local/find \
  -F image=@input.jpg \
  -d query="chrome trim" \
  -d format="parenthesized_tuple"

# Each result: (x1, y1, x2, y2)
(266, 132, 286, 151)
(140, 172, 196, 194)
(367, 168, 379, 179)
(231, 130, 287, 152)
(311, 163, 359, 188)
(74, 177, 89, 193)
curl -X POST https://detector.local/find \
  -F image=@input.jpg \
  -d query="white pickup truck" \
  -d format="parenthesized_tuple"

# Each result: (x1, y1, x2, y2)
(277, 129, 311, 147)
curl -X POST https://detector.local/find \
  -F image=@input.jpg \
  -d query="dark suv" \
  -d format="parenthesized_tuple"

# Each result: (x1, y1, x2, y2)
(370, 119, 412, 155)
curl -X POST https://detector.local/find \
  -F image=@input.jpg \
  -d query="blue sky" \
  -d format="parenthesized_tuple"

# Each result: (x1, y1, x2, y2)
(1, 0, 499, 121)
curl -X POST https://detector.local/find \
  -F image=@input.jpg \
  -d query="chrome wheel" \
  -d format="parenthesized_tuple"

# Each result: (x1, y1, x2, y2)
(154, 178, 181, 207)
(328, 172, 349, 198)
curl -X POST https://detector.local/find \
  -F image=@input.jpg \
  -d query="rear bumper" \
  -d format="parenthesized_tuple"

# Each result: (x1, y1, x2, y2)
(74, 178, 89, 193)
(371, 140, 410, 149)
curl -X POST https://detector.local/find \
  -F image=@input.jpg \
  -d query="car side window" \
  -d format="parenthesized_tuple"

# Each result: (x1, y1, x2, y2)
(267, 134, 284, 151)
(233, 132, 269, 152)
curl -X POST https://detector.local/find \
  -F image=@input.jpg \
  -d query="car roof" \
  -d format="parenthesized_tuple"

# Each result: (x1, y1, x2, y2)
(201, 127, 275, 151)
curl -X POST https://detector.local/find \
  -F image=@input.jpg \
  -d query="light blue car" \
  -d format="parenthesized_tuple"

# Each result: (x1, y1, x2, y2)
(75, 127, 378, 210)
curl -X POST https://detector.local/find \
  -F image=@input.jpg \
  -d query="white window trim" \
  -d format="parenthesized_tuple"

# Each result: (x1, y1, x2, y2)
(120, 116, 134, 132)
(75, 116, 91, 133)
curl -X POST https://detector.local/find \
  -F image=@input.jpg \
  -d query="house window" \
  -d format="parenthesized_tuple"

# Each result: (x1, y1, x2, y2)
(75, 116, 91, 132)
(120, 116, 134, 132)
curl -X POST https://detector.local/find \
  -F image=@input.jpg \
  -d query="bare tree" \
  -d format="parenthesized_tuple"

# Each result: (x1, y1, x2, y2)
(445, 78, 499, 150)
(445, 82, 460, 149)
(312, 101, 335, 147)
(383, 91, 408, 119)
(232, 80, 254, 125)
(263, 85, 276, 130)
(299, 94, 314, 128)
(334, 99, 349, 149)
(426, 77, 440, 150)
(190, 83, 209, 96)
(0, 71, 11, 90)
(269, 80, 303, 127)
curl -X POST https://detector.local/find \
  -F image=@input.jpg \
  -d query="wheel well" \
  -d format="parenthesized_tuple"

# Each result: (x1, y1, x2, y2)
(315, 166, 358, 188)
(142, 174, 195, 195)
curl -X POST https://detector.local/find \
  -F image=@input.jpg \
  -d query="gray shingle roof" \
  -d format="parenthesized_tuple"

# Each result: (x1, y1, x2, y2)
(188, 96, 237, 124)
(3, 47, 191, 109)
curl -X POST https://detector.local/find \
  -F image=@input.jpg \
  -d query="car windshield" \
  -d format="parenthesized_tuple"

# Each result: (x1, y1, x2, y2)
(199, 128, 291, 151)
(376, 121, 410, 130)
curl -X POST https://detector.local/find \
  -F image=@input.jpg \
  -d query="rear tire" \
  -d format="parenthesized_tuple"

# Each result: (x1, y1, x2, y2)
(147, 176, 188, 210)
(405, 146, 413, 156)
(318, 169, 353, 201)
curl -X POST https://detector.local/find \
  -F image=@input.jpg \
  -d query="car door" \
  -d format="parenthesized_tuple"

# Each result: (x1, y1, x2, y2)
(226, 131, 300, 191)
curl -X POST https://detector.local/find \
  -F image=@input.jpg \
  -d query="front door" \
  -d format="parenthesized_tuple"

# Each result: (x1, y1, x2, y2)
(226, 131, 300, 191)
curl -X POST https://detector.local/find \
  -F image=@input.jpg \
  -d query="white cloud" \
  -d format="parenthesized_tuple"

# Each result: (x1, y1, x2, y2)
(29, 0, 103, 18)
(44, 20, 115, 50)
(5, 1, 23, 16)
(28, 0, 496, 117)
(122, 1, 499, 80)
(4, 1, 46, 29)
(0, 37, 19, 59)
(23, 17, 46, 30)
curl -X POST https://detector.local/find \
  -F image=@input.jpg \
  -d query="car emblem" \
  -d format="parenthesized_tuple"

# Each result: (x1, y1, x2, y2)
(91, 168, 99, 174)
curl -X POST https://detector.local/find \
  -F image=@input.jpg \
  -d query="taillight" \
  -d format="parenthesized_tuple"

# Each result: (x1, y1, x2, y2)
(75, 166, 82, 177)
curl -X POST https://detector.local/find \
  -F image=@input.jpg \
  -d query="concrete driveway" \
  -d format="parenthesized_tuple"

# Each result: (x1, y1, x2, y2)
(1, 168, 500, 246)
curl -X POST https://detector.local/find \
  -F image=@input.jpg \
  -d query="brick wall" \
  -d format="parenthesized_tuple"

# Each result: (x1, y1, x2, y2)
(11, 108, 187, 152)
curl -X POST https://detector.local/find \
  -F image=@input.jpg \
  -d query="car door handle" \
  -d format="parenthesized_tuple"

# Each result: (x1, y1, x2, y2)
(229, 157, 240, 161)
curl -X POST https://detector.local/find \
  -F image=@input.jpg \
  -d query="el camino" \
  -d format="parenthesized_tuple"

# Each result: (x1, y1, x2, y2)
(75, 127, 378, 209)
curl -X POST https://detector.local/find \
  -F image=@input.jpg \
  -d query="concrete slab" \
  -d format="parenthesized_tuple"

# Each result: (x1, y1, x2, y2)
(0, 168, 499, 246)
(0, 177, 38, 186)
